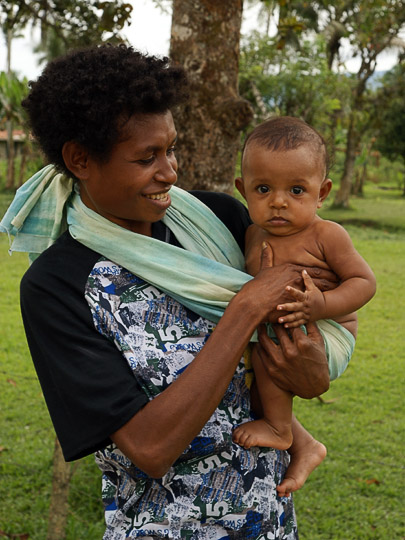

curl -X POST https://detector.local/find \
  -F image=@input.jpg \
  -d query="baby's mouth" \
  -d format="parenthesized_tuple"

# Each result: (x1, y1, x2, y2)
(270, 216, 288, 223)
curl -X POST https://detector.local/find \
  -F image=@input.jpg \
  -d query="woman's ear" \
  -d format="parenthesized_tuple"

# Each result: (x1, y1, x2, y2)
(62, 141, 90, 180)
(235, 177, 246, 200)
(317, 178, 332, 208)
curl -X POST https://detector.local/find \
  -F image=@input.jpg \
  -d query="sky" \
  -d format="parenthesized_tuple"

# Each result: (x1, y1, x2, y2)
(0, 0, 401, 80)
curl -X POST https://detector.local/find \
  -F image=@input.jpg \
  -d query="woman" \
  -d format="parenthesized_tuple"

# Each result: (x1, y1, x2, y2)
(1, 45, 335, 539)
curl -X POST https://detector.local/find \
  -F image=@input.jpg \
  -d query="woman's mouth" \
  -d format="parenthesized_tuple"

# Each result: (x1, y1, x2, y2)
(144, 191, 170, 201)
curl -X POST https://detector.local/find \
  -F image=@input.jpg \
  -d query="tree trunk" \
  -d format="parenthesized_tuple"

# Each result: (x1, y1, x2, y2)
(47, 437, 75, 540)
(17, 144, 29, 187)
(250, 80, 268, 121)
(352, 164, 367, 197)
(6, 27, 12, 74)
(352, 138, 374, 196)
(328, 108, 340, 169)
(170, 0, 253, 193)
(402, 158, 405, 197)
(5, 120, 15, 190)
(333, 114, 360, 208)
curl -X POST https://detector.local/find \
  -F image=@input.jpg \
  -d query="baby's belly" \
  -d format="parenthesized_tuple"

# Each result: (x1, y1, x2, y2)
(273, 247, 329, 269)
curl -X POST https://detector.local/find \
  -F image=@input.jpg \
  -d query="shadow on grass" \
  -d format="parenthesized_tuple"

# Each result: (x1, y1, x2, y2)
(336, 218, 404, 234)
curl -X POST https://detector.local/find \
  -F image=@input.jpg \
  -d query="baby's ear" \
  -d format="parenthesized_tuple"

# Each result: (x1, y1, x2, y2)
(235, 177, 246, 199)
(317, 178, 332, 208)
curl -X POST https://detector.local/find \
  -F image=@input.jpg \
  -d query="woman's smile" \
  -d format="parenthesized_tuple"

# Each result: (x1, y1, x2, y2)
(143, 190, 171, 201)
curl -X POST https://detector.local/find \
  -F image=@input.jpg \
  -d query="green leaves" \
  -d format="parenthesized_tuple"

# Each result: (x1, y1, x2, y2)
(0, 1, 133, 59)
(0, 72, 28, 126)
(374, 63, 405, 165)
(239, 32, 353, 133)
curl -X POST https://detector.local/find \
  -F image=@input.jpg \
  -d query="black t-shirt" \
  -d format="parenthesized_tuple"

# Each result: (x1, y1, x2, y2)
(20, 191, 250, 461)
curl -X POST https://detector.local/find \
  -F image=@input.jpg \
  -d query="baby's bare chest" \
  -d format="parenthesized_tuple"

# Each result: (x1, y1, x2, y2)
(270, 235, 328, 268)
(245, 227, 329, 276)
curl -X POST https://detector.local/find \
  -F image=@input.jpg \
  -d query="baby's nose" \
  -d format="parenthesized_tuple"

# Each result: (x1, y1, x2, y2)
(270, 192, 287, 208)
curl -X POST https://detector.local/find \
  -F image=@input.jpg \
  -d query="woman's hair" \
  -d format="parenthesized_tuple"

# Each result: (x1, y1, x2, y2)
(22, 44, 189, 176)
(242, 116, 330, 177)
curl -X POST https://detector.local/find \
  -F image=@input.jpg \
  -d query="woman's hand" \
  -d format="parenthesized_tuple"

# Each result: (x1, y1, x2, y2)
(255, 322, 330, 399)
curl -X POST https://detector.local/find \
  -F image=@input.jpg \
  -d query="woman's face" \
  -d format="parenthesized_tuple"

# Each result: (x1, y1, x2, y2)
(78, 111, 178, 236)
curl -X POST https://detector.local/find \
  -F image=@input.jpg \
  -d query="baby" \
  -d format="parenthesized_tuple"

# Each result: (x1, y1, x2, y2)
(233, 116, 376, 497)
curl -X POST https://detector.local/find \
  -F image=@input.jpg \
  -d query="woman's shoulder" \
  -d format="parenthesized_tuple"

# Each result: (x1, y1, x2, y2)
(190, 191, 251, 253)
(190, 190, 249, 217)
(21, 231, 102, 295)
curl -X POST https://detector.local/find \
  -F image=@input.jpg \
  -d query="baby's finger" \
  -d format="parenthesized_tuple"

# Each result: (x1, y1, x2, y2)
(278, 313, 307, 326)
(277, 301, 305, 312)
(283, 318, 307, 328)
(278, 312, 304, 323)
(302, 270, 316, 291)
(285, 286, 306, 301)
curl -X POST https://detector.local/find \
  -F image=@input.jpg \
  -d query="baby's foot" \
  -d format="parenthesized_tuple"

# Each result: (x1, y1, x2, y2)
(277, 438, 327, 497)
(232, 419, 293, 450)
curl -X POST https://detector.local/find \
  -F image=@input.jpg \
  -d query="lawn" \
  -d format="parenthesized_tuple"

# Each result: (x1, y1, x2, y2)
(0, 227, 105, 539)
(293, 233, 405, 539)
(0, 185, 404, 539)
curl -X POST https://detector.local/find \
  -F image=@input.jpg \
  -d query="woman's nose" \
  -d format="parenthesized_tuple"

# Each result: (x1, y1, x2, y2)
(155, 156, 178, 185)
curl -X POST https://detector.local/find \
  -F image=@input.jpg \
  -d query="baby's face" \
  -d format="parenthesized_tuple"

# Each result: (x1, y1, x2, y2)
(236, 143, 331, 237)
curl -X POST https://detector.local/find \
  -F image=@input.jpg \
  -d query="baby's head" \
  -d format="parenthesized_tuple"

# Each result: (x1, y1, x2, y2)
(235, 116, 332, 237)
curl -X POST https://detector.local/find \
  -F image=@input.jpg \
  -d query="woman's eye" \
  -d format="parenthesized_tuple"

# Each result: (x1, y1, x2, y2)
(291, 186, 304, 195)
(167, 145, 176, 155)
(257, 185, 269, 194)
(137, 156, 154, 165)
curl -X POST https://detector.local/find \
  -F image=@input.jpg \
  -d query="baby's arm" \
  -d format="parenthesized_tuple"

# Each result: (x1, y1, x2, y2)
(277, 221, 376, 327)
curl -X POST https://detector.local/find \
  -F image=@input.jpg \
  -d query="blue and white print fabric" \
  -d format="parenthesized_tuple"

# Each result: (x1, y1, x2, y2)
(85, 258, 298, 540)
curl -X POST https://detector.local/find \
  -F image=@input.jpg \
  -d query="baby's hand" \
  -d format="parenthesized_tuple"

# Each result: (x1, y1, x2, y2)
(276, 270, 326, 328)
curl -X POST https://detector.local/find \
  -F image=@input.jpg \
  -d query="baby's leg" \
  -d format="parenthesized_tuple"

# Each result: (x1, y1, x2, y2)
(277, 415, 327, 497)
(233, 344, 293, 450)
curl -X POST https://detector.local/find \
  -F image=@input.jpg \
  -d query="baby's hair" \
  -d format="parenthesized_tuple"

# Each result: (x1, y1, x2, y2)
(242, 116, 330, 177)
(22, 44, 189, 177)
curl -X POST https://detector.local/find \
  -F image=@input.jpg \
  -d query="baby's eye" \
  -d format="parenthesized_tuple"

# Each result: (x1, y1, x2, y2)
(291, 186, 304, 195)
(257, 185, 270, 194)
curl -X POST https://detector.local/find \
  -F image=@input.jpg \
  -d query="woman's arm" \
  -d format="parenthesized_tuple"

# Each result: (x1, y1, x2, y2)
(111, 244, 331, 477)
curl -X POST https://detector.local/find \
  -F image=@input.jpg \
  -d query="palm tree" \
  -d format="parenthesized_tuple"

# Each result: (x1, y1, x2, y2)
(0, 71, 29, 189)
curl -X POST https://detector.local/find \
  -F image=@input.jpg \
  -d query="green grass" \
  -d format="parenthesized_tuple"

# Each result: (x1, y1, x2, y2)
(293, 235, 405, 539)
(0, 184, 404, 539)
(0, 233, 105, 538)
(319, 183, 405, 234)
